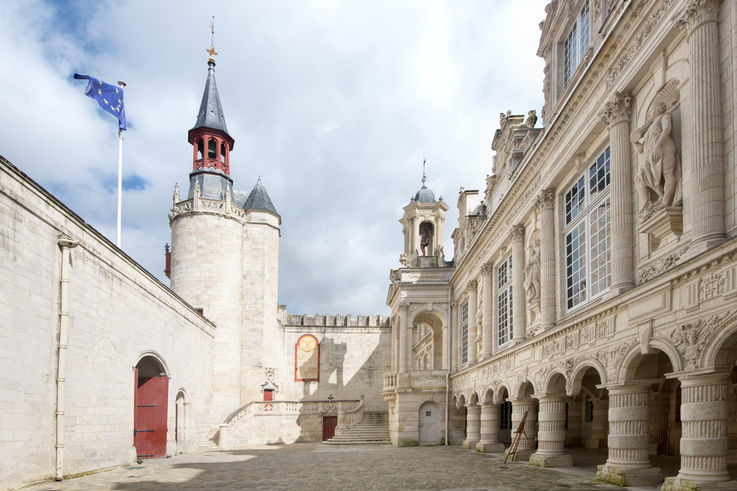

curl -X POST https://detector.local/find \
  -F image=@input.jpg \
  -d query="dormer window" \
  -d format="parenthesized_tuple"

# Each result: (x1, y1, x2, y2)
(563, 1, 590, 87)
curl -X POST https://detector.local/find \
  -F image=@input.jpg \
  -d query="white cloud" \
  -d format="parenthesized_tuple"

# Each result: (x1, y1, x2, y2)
(0, 0, 548, 315)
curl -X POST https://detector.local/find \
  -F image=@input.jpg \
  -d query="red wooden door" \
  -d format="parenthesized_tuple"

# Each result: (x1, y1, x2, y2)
(322, 416, 337, 441)
(134, 371, 169, 458)
(263, 389, 274, 401)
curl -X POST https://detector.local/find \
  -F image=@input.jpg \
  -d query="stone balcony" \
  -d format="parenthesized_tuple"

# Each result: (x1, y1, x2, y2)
(382, 370, 448, 393)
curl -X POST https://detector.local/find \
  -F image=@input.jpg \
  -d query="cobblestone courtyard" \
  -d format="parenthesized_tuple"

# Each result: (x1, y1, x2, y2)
(24, 444, 627, 490)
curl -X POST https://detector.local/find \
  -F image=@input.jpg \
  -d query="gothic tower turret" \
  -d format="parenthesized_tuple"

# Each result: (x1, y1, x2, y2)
(168, 49, 245, 419)
(169, 44, 282, 420)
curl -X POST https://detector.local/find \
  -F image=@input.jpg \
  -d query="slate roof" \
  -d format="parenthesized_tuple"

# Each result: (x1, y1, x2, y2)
(192, 61, 229, 134)
(414, 185, 436, 203)
(243, 178, 279, 216)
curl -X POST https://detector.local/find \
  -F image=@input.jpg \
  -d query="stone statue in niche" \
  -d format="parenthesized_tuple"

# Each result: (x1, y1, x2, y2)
(523, 239, 541, 305)
(419, 222, 433, 256)
(630, 81, 682, 217)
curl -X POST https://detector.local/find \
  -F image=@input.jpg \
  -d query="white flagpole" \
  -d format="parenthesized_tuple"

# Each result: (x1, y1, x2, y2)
(116, 79, 126, 248)
(116, 129, 123, 248)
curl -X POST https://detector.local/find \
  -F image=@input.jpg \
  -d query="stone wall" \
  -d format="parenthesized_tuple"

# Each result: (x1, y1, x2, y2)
(0, 158, 217, 488)
(279, 313, 391, 412)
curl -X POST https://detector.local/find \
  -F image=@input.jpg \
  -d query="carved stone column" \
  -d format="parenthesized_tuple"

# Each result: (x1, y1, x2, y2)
(537, 190, 556, 330)
(601, 92, 634, 293)
(407, 323, 415, 369)
(530, 394, 573, 467)
(463, 404, 481, 449)
(480, 265, 493, 358)
(597, 384, 662, 486)
(467, 280, 478, 363)
(398, 303, 409, 373)
(663, 372, 735, 490)
(391, 315, 397, 372)
(510, 225, 526, 343)
(506, 397, 536, 461)
(476, 403, 505, 452)
(450, 302, 458, 371)
(678, 0, 726, 253)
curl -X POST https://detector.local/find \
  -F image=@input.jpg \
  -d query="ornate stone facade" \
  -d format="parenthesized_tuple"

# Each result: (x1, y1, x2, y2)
(384, 1, 737, 489)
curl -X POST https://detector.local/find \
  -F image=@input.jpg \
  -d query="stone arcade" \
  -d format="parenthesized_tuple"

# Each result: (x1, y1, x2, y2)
(2, 1, 737, 490)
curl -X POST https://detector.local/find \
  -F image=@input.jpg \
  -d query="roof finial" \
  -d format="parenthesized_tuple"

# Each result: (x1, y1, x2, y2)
(206, 16, 218, 66)
(421, 157, 427, 188)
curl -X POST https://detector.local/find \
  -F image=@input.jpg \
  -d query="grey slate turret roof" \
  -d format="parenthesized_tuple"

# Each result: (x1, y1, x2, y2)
(192, 61, 229, 134)
(243, 177, 279, 216)
(414, 185, 436, 203)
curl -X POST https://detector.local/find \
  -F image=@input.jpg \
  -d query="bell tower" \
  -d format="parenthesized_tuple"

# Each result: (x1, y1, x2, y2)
(399, 162, 449, 268)
(169, 45, 245, 419)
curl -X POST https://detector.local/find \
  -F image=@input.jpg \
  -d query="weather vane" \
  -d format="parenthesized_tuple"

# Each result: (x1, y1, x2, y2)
(207, 16, 218, 62)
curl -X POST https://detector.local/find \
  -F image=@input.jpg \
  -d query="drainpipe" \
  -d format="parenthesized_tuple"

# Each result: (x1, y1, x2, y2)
(445, 286, 453, 446)
(56, 234, 78, 480)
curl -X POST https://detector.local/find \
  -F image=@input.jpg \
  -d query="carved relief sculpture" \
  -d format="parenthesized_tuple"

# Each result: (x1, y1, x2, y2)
(523, 239, 541, 306)
(630, 81, 682, 218)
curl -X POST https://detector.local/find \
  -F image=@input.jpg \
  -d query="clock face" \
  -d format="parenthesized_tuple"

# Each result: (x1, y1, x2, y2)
(299, 336, 317, 352)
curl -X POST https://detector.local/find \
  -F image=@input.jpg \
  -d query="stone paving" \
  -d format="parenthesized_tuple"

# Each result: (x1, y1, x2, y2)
(24, 443, 623, 490)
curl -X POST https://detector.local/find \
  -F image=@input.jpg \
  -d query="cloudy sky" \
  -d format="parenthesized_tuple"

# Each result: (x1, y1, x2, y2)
(0, 0, 548, 315)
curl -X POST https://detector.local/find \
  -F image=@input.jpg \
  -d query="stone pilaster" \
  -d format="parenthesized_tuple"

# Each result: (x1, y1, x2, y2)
(663, 372, 736, 490)
(601, 92, 634, 293)
(536, 190, 556, 330)
(510, 225, 526, 343)
(398, 303, 409, 373)
(390, 315, 397, 372)
(463, 404, 481, 449)
(451, 302, 458, 371)
(506, 397, 535, 461)
(530, 395, 573, 467)
(597, 384, 662, 486)
(467, 280, 478, 363)
(678, 0, 726, 253)
(480, 265, 493, 358)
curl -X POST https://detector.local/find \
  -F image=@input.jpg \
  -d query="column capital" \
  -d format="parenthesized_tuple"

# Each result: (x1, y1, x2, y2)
(467, 279, 478, 290)
(676, 0, 720, 34)
(535, 188, 555, 211)
(676, 370, 731, 388)
(398, 302, 410, 312)
(481, 264, 493, 275)
(600, 91, 632, 128)
(509, 224, 525, 241)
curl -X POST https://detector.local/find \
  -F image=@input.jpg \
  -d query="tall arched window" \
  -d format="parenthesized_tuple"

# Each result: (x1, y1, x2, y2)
(220, 143, 226, 164)
(196, 138, 203, 160)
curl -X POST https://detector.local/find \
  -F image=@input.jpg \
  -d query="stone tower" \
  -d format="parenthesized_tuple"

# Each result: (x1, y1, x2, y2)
(168, 49, 281, 419)
(398, 166, 449, 268)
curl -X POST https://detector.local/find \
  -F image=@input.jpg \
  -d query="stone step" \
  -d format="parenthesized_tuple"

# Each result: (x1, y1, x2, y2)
(324, 412, 390, 445)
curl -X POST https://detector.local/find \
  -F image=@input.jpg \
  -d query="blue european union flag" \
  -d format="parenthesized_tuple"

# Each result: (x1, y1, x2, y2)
(73, 73, 127, 131)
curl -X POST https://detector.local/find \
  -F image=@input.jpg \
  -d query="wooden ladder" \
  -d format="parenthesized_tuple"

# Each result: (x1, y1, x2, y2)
(504, 408, 535, 463)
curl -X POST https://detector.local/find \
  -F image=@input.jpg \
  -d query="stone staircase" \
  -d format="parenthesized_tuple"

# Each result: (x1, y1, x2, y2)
(323, 412, 390, 445)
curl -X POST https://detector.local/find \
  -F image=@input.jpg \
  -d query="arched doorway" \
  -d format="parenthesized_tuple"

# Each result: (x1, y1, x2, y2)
(134, 355, 169, 459)
(418, 401, 439, 445)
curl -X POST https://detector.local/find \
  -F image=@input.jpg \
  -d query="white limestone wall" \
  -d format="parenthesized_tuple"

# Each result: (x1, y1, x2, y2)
(0, 159, 216, 489)
(279, 316, 391, 411)
(240, 210, 280, 404)
(170, 210, 243, 420)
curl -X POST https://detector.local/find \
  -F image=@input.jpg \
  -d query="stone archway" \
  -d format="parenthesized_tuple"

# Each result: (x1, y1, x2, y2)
(134, 355, 169, 459)
(598, 347, 678, 487)
(410, 310, 446, 371)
